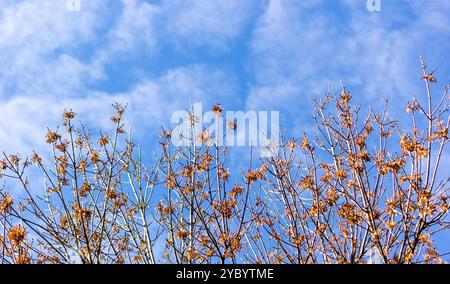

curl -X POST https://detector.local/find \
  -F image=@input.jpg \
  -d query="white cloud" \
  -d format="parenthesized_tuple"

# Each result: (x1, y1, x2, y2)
(160, 0, 261, 50)
(0, 0, 105, 97)
(90, 0, 159, 76)
(0, 0, 247, 155)
(0, 64, 238, 155)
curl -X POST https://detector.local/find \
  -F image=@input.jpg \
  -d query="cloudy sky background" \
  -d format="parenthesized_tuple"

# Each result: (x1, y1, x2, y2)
(0, 0, 449, 260)
(0, 0, 449, 156)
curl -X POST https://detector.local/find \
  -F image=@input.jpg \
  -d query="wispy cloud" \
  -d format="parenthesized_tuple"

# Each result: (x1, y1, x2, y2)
(247, 0, 450, 133)
(0, 0, 247, 154)
(158, 0, 261, 50)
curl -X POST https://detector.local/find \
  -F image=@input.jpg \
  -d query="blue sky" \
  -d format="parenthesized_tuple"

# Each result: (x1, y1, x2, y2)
(0, 0, 449, 262)
(0, 0, 450, 154)
(0, 0, 449, 160)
